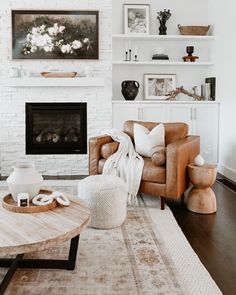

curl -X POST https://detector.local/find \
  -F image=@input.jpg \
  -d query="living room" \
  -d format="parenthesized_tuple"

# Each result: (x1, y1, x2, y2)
(0, 0, 235, 294)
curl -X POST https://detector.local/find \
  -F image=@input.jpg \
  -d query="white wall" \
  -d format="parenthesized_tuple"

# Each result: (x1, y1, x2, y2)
(0, 0, 112, 177)
(212, 0, 236, 181)
(112, 0, 213, 100)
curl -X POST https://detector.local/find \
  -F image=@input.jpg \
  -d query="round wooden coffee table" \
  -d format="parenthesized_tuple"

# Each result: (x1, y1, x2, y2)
(187, 164, 217, 214)
(0, 191, 90, 295)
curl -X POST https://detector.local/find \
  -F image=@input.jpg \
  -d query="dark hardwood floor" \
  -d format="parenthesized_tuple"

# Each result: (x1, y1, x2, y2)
(166, 180, 236, 295)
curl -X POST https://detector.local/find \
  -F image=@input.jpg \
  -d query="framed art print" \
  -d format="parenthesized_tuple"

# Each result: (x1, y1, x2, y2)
(124, 4, 150, 35)
(12, 10, 99, 59)
(144, 74, 176, 100)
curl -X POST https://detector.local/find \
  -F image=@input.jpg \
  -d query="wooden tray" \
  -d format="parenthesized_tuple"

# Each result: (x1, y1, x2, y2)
(41, 72, 77, 78)
(2, 189, 57, 213)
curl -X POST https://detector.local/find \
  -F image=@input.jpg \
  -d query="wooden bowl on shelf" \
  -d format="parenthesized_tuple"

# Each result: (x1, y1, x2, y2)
(178, 25, 210, 36)
(41, 72, 77, 78)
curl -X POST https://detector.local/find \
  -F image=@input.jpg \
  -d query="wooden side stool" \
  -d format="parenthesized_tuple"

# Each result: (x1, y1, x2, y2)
(187, 164, 217, 214)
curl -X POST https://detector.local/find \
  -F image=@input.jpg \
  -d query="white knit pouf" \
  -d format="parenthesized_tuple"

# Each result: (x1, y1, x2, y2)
(78, 175, 127, 229)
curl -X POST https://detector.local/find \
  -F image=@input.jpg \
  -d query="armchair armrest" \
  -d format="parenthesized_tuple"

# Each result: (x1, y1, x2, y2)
(89, 135, 113, 175)
(166, 136, 200, 198)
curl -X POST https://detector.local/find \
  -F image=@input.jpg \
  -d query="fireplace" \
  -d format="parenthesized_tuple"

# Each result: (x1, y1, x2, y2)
(26, 103, 87, 155)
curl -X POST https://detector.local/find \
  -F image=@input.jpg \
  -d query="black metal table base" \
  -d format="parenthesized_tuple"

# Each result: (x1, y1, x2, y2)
(0, 234, 80, 295)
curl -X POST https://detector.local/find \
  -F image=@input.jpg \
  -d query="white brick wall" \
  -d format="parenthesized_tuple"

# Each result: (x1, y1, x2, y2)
(0, 0, 112, 177)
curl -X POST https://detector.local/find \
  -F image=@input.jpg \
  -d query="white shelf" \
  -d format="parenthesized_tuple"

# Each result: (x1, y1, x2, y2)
(112, 100, 220, 105)
(1, 77, 105, 87)
(112, 61, 214, 66)
(112, 34, 215, 41)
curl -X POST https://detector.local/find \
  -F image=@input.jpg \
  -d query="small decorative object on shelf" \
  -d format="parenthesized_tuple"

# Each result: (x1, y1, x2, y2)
(205, 77, 216, 101)
(157, 9, 171, 35)
(194, 154, 205, 166)
(166, 86, 204, 101)
(178, 24, 210, 36)
(134, 46, 139, 61)
(121, 80, 140, 100)
(183, 46, 199, 62)
(152, 47, 169, 60)
(193, 83, 211, 100)
(125, 41, 133, 61)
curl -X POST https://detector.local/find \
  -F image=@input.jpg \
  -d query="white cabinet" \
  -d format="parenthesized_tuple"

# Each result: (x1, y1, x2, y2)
(141, 104, 166, 122)
(112, 102, 166, 129)
(166, 104, 194, 134)
(113, 101, 219, 164)
(112, 103, 139, 130)
(166, 103, 219, 164)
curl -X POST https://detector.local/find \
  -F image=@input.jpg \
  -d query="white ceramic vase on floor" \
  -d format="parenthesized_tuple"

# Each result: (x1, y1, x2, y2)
(7, 163, 43, 202)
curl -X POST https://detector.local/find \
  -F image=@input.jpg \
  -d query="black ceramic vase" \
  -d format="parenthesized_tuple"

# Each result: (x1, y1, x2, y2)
(121, 80, 140, 101)
(159, 22, 167, 35)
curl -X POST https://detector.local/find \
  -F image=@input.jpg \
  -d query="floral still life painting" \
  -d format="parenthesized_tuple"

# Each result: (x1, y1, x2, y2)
(12, 10, 99, 59)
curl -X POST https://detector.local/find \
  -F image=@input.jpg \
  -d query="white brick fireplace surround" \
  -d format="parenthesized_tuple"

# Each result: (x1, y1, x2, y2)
(0, 0, 112, 177)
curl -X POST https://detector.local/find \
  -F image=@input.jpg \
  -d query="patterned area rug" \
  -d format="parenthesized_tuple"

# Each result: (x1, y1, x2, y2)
(0, 182, 222, 295)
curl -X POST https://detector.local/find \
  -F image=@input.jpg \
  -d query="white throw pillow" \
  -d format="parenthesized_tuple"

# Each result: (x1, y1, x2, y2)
(134, 123, 165, 157)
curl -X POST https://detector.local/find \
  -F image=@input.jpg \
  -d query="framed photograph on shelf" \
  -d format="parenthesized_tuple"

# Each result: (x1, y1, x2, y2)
(12, 10, 99, 60)
(124, 4, 150, 35)
(144, 74, 176, 100)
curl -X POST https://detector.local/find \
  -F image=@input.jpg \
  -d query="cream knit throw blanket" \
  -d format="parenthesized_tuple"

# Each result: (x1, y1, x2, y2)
(102, 129, 144, 205)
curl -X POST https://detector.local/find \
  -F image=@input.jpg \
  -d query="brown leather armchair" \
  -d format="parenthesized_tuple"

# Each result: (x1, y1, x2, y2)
(89, 121, 200, 209)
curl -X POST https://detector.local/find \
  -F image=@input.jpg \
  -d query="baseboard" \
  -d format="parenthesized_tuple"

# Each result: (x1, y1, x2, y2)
(218, 164, 236, 183)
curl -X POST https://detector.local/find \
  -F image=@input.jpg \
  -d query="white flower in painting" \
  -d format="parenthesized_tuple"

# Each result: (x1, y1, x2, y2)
(26, 33, 32, 42)
(48, 27, 56, 36)
(31, 27, 38, 35)
(43, 45, 53, 52)
(59, 25, 65, 33)
(40, 25, 46, 32)
(83, 38, 89, 43)
(61, 44, 71, 53)
(30, 46, 37, 53)
(72, 40, 83, 49)
(36, 34, 52, 47)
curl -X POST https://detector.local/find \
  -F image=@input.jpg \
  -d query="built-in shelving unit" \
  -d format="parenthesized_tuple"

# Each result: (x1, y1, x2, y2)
(112, 34, 215, 41)
(1, 77, 105, 87)
(112, 0, 215, 101)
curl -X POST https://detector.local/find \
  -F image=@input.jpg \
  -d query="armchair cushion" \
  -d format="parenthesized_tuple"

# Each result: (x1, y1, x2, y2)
(134, 123, 165, 157)
(101, 142, 119, 159)
(98, 157, 166, 184)
(151, 147, 166, 166)
(142, 158, 166, 183)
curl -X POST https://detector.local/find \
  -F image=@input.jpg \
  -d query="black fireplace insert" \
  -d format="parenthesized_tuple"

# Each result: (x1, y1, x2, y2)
(26, 103, 87, 154)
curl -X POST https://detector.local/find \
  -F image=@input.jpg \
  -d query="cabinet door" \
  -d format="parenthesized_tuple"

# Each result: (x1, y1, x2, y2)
(112, 103, 139, 129)
(193, 104, 219, 164)
(166, 104, 193, 134)
(141, 104, 166, 122)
